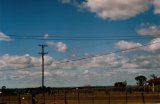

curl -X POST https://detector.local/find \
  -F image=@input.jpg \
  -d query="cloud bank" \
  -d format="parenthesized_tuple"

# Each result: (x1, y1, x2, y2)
(0, 52, 159, 78)
(59, 0, 160, 20)
(115, 38, 160, 52)
(81, 0, 150, 20)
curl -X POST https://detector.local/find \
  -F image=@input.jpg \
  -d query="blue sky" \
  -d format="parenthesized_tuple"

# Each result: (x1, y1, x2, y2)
(0, 0, 160, 88)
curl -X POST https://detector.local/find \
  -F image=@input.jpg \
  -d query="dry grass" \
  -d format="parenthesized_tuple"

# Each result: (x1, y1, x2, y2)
(1, 91, 160, 104)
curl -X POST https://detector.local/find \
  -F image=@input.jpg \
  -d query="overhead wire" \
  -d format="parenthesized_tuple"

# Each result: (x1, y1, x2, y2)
(54, 41, 160, 64)
(1, 34, 159, 70)
(8, 34, 155, 38)
(1, 40, 159, 71)
(8, 35, 154, 40)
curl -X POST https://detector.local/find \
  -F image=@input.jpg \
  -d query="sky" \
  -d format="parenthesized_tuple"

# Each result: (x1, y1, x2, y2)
(0, 0, 160, 88)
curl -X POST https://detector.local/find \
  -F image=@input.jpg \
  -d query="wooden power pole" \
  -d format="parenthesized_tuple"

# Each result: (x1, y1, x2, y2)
(39, 44, 48, 104)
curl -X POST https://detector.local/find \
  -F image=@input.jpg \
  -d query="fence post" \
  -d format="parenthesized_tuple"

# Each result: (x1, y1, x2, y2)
(53, 92, 55, 104)
(9, 94, 10, 104)
(108, 92, 110, 104)
(32, 93, 36, 104)
(92, 89, 94, 104)
(18, 92, 21, 104)
(76, 88, 80, 104)
(64, 90, 67, 104)
(106, 91, 110, 104)
(141, 92, 145, 104)
(126, 92, 127, 104)
(1, 93, 4, 103)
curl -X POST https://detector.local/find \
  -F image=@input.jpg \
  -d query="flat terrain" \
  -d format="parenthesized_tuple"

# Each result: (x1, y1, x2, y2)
(1, 90, 160, 104)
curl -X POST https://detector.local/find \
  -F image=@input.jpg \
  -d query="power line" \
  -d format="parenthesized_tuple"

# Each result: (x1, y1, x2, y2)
(53, 41, 160, 64)
(8, 34, 156, 38)
(8, 35, 154, 41)
(13, 37, 153, 41)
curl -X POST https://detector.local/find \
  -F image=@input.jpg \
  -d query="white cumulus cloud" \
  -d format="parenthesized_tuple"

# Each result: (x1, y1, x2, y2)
(47, 41, 68, 52)
(60, 0, 160, 20)
(56, 42, 68, 52)
(0, 32, 12, 41)
(115, 38, 160, 52)
(147, 38, 160, 52)
(0, 54, 32, 69)
(152, 0, 160, 14)
(137, 24, 160, 36)
(43, 34, 49, 39)
(0, 54, 54, 70)
(115, 40, 142, 50)
(80, 0, 150, 20)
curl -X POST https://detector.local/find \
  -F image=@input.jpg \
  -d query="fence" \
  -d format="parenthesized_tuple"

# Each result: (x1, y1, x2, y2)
(1, 89, 160, 104)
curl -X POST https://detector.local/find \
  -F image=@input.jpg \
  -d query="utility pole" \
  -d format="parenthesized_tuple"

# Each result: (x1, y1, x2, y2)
(39, 44, 48, 104)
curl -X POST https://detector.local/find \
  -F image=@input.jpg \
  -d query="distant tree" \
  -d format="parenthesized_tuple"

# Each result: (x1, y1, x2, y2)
(150, 74, 158, 79)
(114, 81, 127, 87)
(1, 86, 6, 94)
(1, 86, 6, 89)
(135, 75, 147, 86)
